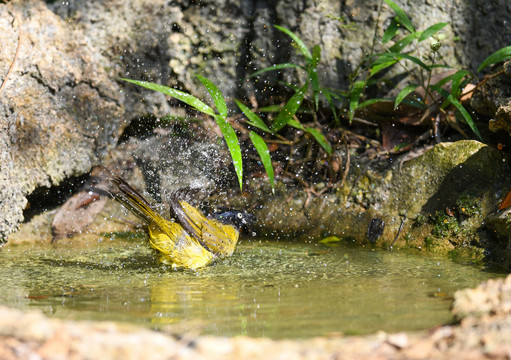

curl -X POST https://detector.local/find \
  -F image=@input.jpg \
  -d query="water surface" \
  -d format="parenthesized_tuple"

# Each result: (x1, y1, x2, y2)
(0, 238, 503, 338)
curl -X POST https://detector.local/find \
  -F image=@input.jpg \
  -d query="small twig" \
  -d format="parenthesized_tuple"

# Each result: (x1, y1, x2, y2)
(343, 128, 381, 148)
(248, 90, 258, 109)
(265, 138, 294, 145)
(351, 117, 379, 127)
(452, 69, 505, 103)
(283, 171, 309, 188)
(433, 113, 442, 143)
(423, 52, 437, 105)
(370, 0, 385, 55)
(283, 171, 311, 208)
(340, 139, 350, 187)
(282, 171, 332, 209)
(390, 211, 407, 248)
(0, 1, 22, 96)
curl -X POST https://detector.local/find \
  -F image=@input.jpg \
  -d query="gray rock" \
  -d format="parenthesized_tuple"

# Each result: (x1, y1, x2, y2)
(241, 140, 511, 263)
(0, 1, 124, 240)
(485, 209, 511, 268)
(46, 0, 511, 106)
(453, 274, 511, 319)
(471, 60, 511, 137)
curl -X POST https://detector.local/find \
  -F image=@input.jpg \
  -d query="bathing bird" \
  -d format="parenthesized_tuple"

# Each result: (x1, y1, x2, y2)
(110, 176, 240, 269)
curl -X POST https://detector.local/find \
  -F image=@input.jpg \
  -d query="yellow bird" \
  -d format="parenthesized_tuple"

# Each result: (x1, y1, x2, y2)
(110, 177, 240, 270)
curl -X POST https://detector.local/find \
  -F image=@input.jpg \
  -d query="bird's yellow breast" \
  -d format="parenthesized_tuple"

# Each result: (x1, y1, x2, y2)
(147, 220, 214, 270)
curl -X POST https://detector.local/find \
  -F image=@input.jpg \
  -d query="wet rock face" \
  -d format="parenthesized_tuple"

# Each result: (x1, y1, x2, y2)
(381, 141, 511, 259)
(244, 140, 511, 264)
(2, 0, 511, 241)
(49, 0, 249, 116)
(0, 1, 124, 240)
(47, 0, 511, 103)
(471, 61, 511, 117)
(471, 60, 511, 138)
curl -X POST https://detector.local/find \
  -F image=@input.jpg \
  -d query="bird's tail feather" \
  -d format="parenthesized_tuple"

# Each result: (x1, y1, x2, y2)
(111, 176, 167, 228)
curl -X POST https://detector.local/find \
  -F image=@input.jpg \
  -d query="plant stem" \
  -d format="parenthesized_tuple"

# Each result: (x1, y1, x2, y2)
(370, 0, 385, 56)
(423, 52, 436, 105)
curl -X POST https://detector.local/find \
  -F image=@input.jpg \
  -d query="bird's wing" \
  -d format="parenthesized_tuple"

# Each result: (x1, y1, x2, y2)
(175, 200, 239, 257)
(148, 221, 214, 269)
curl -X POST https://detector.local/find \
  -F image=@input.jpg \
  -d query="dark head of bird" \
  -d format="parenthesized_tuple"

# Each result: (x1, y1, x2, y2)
(209, 208, 255, 231)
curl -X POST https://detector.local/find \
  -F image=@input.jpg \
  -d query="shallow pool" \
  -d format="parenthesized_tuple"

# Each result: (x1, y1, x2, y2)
(0, 237, 503, 338)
